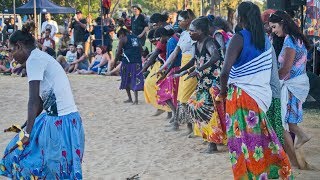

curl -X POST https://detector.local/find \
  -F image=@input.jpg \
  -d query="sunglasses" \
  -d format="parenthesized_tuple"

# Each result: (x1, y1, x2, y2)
(269, 13, 282, 19)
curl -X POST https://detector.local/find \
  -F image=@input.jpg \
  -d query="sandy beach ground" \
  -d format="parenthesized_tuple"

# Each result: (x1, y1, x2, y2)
(0, 75, 319, 179)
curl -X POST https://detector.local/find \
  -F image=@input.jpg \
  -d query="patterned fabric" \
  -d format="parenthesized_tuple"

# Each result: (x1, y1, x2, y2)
(228, 30, 273, 113)
(144, 61, 171, 111)
(187, 38, 223, 123)
(266, 98, 284, 145)
(156, 67, 180, 107)
(279, 35, 308, 124)
(0, 112, 84, 179)
(226, 85, 293, 180)
(193, 86, 227, 144)
(187, 38, 225, 144)
(120, 63, 144, 91)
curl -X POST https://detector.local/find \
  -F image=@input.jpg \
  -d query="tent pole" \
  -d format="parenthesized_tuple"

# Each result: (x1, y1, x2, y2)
(101, 0, 104, 46)
(34, 0, 37, 39)
(13, 0, 16, 31)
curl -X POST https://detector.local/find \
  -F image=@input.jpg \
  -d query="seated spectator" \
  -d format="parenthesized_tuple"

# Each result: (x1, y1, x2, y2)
(56, 43, 77, 72)
(39, 28, 55, 49)
(77, 45, 111, 75)
(0, 49, 11, 74)
(69, 45, 89, 73)
(38, 28, 56, 58)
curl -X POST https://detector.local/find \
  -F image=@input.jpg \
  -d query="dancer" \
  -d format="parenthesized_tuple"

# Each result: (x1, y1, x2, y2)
(269, 10, 311, 168)
(181, 17, 226, 153)
(142, 24, 172, 116)
(157, 9, 197, 133)
(218, 2, 292, 179)
(155, 26, 181, 123)
(115, 28, 144, 104)
(0, 22, 84, 179)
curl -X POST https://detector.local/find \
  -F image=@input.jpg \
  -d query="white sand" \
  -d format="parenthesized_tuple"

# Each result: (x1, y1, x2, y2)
(0, 75, 319, 179)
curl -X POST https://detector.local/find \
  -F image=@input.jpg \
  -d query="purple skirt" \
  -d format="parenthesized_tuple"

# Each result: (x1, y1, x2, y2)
(120, 63, 144, 91)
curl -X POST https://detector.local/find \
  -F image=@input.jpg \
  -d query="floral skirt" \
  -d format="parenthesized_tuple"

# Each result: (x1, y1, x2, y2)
(0, 112, 85, 179)
(144, 61, 171, 111)
(193, 86, 227, 144)
(286, 91, 303, 124)
(156, 67, 180, 107)
(267, 98, 284, 145)
(226, 85, 292, 180)
(120, 63, 144, 91)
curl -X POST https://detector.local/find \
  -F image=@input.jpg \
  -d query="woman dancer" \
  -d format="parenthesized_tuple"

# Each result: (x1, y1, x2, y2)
(218, 2, 292, 179)
(155, 26, 182, 124)
(180, 17, 226, 153)
(157, 9, 197, 133)
(269, 10, 311, 168)
(142, 23, 172, 116)
(0, 22, 84, 179)
(115, 28, 144, 104)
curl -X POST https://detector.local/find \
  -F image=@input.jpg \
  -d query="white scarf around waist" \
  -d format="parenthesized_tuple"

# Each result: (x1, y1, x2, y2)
(280, 73, 310, 131)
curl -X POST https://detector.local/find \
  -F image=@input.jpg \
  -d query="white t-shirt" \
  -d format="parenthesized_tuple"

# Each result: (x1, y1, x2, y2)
(43, 39, 53, 48)
(26, 48, 77, 116)
(66, 51, 77, 64)
(177, 30, 194, 55)
(41, 20, 58, 38)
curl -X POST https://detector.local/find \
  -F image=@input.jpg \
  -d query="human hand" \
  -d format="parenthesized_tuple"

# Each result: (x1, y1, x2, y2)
(184, 71, 198, 81)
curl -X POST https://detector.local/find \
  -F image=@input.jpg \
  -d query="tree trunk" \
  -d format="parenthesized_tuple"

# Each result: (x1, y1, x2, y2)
(110, 0, 120, 17)
(227, 7, 235, 28)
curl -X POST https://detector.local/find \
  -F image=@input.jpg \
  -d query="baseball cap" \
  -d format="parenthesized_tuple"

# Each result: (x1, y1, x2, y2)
(76, 45, 83, 49)
(76, 10, 82, 14)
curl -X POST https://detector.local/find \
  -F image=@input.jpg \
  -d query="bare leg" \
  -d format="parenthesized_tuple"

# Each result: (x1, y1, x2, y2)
(167, 112, 172, 120)
(283, 130, 299, 167)
(124, 88, 133, 103)
(289, 123, 311, 149)
(166, 100, 176, 123)
(68, 64, 75, 73)
(133, 91, 138, 105)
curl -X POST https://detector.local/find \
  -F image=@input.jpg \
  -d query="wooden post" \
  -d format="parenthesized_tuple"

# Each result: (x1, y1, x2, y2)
(34, 0, 37, 39)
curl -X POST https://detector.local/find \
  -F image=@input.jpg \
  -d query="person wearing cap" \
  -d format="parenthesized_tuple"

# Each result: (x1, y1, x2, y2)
(41, 13, 58, 39)
(69, 10, 87, 46)
(131, 4, 148, 46)
(69, 45, 89, 73)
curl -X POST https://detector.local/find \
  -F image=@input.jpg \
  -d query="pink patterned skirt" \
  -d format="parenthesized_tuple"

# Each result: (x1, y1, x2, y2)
(156, 67, 180, 107)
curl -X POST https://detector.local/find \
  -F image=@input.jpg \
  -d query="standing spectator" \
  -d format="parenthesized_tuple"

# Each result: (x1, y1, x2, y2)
(58, 32, 70, 56)
(69, 10, 87, 46)
(92, 17, 112, 55)
(41, 12, 58, 39)
(2, 17, 17, 42)
(131, 4, 148, 46)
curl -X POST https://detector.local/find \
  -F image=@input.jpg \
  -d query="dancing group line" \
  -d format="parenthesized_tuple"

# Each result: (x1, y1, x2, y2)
(0, 1, 312, 179)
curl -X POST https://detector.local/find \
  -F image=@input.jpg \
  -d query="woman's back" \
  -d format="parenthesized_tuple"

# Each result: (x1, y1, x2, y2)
(27, 48, 77, 116)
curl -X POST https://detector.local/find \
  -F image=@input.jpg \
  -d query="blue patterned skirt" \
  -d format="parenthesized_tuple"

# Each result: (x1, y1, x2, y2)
(0, 112, 85, 179)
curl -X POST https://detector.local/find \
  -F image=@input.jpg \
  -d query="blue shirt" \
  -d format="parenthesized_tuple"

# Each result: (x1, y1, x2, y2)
(166, 34, 181, 67)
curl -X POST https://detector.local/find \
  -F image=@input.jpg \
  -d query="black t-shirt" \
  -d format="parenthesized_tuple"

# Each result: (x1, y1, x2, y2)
(131, 14, 147, 36)
(70, 19, 87, 44)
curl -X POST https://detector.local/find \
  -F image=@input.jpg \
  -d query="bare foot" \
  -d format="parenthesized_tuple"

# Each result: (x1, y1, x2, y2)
(124, 99, 133, 103)
(295, 135, 311, 149)
(152, 109, 165, 116)
(166, 112, 172, 119)
(200, 143, 218, 154)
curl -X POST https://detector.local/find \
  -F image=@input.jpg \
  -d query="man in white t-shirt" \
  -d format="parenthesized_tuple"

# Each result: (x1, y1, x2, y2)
(41, 13, 58, 39)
